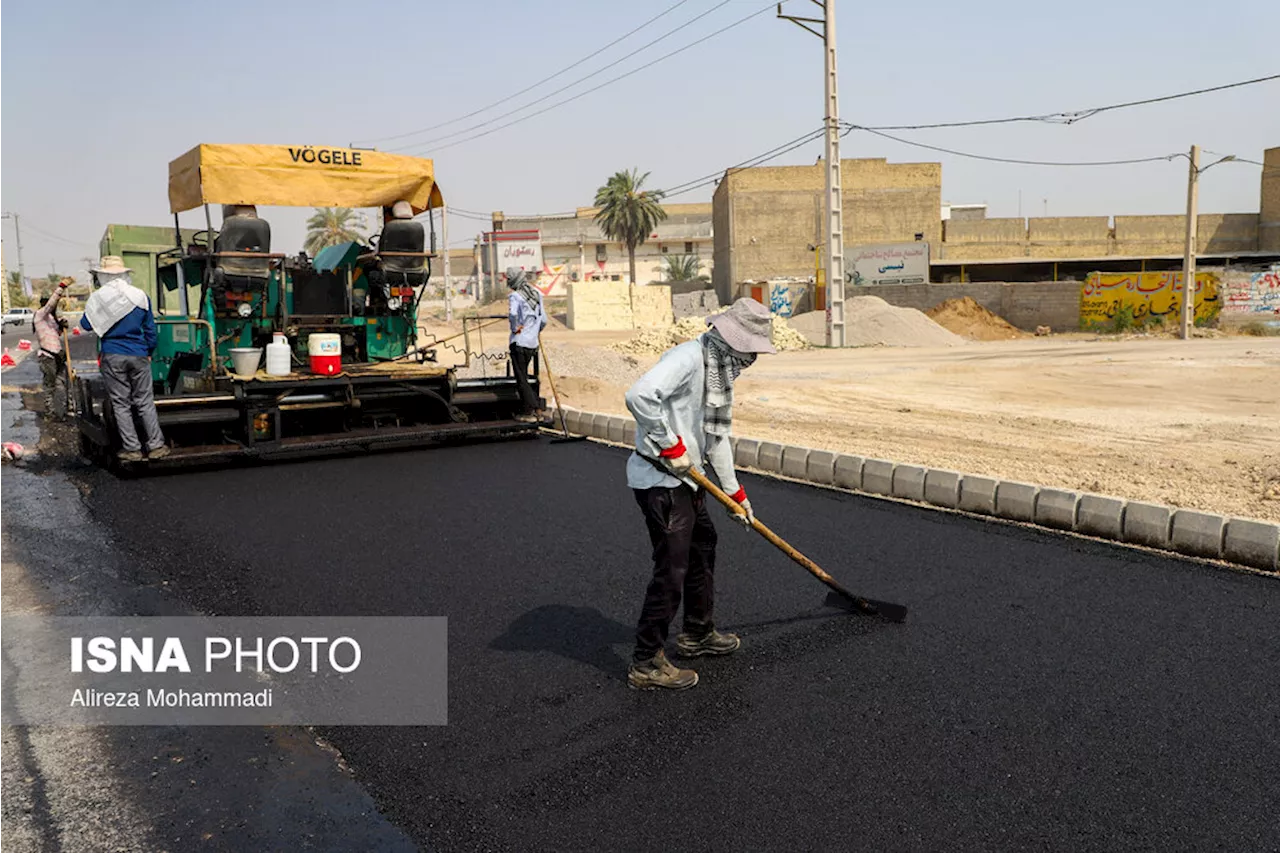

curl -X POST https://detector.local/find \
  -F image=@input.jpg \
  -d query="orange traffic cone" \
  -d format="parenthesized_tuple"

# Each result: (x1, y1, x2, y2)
(1, 349, 15, 367)
(72, 327, 81, 336)
(16, 339, 32, 351)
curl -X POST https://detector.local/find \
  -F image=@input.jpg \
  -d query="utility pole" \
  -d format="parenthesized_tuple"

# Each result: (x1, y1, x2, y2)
(1180, 144, 1201, 340)
(2, 212, 27, 300)
(441, 204, 453, 322)
(1, 246, 8, 313)
(779, 0, 844, 347)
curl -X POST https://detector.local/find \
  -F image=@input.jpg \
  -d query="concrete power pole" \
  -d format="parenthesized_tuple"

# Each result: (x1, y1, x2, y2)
(441, 204, 453, 322)
(779, 0, 844, 347)
(1180, 144, 1200, 341)
(1, 246, 8, 313)
(2, 212, 27, 300)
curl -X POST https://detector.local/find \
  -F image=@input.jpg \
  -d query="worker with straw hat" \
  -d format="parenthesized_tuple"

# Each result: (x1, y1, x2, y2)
(80, 256, 168, 462)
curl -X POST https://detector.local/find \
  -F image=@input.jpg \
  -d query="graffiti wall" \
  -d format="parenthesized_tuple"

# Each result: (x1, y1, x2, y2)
(1220, 267, 1280, 317)
(1079, 271, 1220, 328)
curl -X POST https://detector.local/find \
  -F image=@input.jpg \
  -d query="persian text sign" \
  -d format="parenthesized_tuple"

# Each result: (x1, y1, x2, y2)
(1, 617, 447, 726)
(848, 243, 929, 286)
(1221, 268, 1280, 316)
(1080, 272, 1220, 327)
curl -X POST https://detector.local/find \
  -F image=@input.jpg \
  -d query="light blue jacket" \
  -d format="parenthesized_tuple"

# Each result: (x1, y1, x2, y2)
(624, 336, 740, 494)
(508, 291, 547, 349)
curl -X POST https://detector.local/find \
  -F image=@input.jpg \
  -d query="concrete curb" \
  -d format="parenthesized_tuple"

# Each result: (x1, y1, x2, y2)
(554, 406, 1280, 573)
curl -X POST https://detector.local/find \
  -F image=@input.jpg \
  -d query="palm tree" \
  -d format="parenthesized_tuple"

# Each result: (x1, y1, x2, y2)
(662, 253, 707, 282)
(304, 207, 365, 255)
(593, 169, 667, 286)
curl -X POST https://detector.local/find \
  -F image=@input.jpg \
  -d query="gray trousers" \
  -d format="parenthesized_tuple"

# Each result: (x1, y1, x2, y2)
(99, 353, 165, 452)
(39, 353, 68, 419)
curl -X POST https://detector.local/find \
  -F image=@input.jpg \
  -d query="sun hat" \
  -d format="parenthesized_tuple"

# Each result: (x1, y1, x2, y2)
(92, 256, 129, 274)
(708, 297, 776, 354)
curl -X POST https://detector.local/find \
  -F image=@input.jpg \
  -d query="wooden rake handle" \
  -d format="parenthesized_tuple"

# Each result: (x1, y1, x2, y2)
(685, 466, 885, 616)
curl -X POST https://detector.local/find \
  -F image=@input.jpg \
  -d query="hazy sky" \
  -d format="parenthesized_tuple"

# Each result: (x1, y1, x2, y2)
(2, 0, 1277, 277)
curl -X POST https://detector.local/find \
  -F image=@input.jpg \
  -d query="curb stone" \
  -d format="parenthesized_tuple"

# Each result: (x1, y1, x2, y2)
(566, 408, 1280, 572)
(861, 459, 895, 496)
(891, 465, 927, 502)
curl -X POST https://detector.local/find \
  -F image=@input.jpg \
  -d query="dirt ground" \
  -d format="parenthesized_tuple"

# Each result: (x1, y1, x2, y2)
(535, 329, 1280, 523)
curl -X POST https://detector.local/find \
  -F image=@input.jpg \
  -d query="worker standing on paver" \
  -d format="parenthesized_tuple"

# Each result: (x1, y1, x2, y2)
(624, 297, 775, 690)
(507, 266, 547, 423)
(80, 256, 168, 462)
(33, 277, 72, 419)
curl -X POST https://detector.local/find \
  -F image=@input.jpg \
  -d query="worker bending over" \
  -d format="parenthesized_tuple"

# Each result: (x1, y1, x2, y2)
(506, 267, 547, 423)
(623, 298, 775, 690)
(33, 277, 72, 419)
(80, 256, 168, 462)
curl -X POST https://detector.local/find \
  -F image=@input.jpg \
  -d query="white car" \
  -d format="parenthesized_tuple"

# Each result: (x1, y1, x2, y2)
(2, 307, 35, 328)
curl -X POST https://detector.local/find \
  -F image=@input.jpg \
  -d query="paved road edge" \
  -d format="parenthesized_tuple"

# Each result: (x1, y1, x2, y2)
(553, 407, 1280, 574)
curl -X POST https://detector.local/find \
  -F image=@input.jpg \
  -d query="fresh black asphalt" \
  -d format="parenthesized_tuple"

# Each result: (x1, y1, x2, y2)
(80, 438, 1280, 851)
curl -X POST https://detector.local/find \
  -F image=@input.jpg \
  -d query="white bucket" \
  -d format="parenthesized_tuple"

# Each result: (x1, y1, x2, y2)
(229, 347, 263, 377)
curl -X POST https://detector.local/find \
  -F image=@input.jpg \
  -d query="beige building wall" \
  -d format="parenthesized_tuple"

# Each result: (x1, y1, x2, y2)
(1260, 147, 1280, 251)
(712, 158, 941, 300)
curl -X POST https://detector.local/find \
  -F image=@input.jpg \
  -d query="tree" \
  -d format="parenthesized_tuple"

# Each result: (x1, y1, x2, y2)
(593, 169, 667, 286)
(304, 207, 365, 255)
(662, 253, 707, 283)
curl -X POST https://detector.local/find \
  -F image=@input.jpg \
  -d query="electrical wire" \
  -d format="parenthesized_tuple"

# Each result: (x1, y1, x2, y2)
(659, 127, 829, 198)
(401, 0, 784, 155)
(390, 0, 740, 152)
(845, 125, 1180, 167)
(861, 73, 1280, 131)
(353, 0, 697, 146)
(19, 221, 93, 248)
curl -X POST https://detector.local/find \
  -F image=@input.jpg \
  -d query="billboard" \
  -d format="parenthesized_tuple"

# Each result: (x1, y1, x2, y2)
(848, 242, 929, 286)
(482, 229, 543, 275)
(1080, 271, 1220, 328)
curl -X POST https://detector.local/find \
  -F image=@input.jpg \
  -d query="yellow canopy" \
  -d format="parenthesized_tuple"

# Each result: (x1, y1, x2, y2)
(168, 144, 444, 215)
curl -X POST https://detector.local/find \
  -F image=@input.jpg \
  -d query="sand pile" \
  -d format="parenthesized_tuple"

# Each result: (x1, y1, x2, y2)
(789, 296, 964, 347)
(926, 297, 1026, 341)
(608, 314, 810, 355)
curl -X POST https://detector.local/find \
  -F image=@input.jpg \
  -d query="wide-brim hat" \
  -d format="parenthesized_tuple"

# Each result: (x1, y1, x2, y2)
(708, 297, 776, 354)
(92, 256, 129, 275)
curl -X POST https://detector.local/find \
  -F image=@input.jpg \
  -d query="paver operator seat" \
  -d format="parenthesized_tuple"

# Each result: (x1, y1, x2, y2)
(214, 204, 272, 281)
(377, 200, 428, 286)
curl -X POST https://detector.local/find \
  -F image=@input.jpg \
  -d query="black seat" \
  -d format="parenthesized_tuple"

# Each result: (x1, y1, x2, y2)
(215, 215, 271, 279)
(379, 219, 426, 277)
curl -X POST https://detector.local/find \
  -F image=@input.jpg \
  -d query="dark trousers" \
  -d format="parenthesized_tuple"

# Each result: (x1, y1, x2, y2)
(39, 353, 68, 419)
(508, 343, 539, 412)
(633, 485, 718, 662)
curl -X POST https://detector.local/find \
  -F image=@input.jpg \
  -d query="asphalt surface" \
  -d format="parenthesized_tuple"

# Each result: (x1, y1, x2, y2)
(71, 436, 1280, 851)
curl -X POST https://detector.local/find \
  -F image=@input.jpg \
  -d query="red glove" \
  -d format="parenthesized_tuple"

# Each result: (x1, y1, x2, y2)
(728, 487, 754, 526)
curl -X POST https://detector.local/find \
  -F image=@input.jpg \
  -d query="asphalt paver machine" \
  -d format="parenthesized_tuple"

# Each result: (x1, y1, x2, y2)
(76, 143, 542, 468)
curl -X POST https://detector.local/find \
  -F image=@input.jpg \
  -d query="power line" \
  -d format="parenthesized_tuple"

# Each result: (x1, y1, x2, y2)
(18, 221, 94, 248)
(861, 73, 1280, 131)
(390, 0, 740, 152)
(402, 0, 784, 155)
(353, 0, 697, 146)
(659, 127, 828, 198)
(845, 125, 1180, 167)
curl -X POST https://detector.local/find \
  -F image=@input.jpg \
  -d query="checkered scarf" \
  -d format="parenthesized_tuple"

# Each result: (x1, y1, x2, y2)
(702, 329, 752, 436)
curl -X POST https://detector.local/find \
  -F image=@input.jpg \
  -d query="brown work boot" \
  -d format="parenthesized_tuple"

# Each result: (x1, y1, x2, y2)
(627, 650, 698, 691)
(117, 450, 144, 463)
(675, 629, 741, 658)
(147, 446, 171, 460)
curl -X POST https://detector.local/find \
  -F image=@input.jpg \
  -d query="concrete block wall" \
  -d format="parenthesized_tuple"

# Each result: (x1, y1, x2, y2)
(562, 406, 1280, 573)
(1262, 148, 1280, 251)
(856, 281, 1081, 331)
(566, 283, 672, 330)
